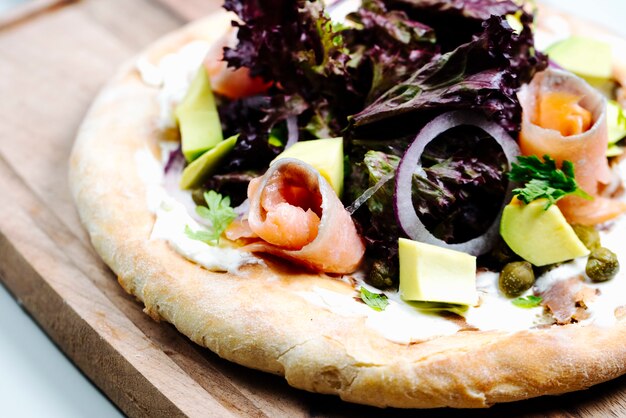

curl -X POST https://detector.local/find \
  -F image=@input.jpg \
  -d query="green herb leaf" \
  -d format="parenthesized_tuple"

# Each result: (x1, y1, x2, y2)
(512, 295, 543, 308)
(184, 225, 218, 243)
(184, 190, 237, 246)
(360, 287, 389, 312)
(508, 155, 592, 209)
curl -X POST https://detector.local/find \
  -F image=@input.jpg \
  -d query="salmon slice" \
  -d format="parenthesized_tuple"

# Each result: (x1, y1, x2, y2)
(203, 26, 271, 99)
(534, 91, 592, 136)
(518, 69, 626, 225)
(224, 218, 257, 241)
(244, 158, 365, 273)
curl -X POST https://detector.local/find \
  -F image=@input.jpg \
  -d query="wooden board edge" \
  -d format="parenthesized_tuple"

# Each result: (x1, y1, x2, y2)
(0, 154, 237, 418)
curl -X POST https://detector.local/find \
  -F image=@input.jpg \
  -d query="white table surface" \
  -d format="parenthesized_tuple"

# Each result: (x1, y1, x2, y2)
(0, 0, 24, 13)
(0, 283, 123, 417)
(0, 1, 624, 417)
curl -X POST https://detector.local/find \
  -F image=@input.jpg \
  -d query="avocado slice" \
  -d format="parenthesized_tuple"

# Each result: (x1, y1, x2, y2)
(272, 137, 344, 196)
(546, 36, 612, 81)
(398, 238, 478, 306)
(607, 100, 626, 145)
(175, 66, 223, 162)
(500, 198, 590, 267)
(607, 145, 624, 157)
(180, 135, 237, 190)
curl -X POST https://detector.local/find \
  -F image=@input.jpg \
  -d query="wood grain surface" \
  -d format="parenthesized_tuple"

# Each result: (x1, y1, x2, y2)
(1, 1, 625, 417)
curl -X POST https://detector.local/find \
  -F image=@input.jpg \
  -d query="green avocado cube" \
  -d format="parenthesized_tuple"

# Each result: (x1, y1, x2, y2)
(399, 238, 478, 306)
(180, 135, 237, 190)
(500, 198, 590, 266)
(546, 36, 612, 81)
(272, 137, 344, 196)
(175, 66, 223, 162)
(607, 145, 624, 157)
(607, 100, 626, 145)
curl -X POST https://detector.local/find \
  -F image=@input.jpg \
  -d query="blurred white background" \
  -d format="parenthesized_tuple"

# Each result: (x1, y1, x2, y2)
(0, 0, 26, 13)
(542, 0, 626, 36)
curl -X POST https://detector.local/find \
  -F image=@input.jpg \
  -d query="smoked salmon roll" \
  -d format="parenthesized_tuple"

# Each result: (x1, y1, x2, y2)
(244, 158, 365, 273)
(518, 68, 626, 225)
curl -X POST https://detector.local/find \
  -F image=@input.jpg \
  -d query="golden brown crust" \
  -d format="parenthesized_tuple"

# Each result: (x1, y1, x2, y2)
(70, 11, 626, 409)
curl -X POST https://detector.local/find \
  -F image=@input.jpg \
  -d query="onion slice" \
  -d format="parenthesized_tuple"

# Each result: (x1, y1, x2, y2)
(346, 171, 394, 215)
(285, 116, 299, 149)
(394, 111, 520, 255)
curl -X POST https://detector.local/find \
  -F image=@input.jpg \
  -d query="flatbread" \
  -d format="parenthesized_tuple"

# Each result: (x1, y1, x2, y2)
(69, 10, 626, 409)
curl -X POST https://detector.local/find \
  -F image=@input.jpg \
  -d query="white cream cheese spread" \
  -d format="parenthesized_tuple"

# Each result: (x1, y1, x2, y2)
(298, 285, 461, 343)
(150, 195, 259, 273)
(135, 147, 260, 274)
(137, 40, 212, 129)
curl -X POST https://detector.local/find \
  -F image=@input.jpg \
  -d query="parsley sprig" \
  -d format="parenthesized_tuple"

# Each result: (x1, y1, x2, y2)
(508, 155, 592, 209)
(360, 287, 389, 312)
(185, 190, 237, 246)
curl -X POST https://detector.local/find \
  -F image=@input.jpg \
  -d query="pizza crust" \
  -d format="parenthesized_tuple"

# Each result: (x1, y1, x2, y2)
(69, 11, 626, 409)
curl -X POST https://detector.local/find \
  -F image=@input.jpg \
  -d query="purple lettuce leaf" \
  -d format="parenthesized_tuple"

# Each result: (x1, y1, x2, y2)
(412, 125, 508, 243)
(350, 14, 547, 133)
(345, 0, 438, 101)
(203, 171, 259, 207)
(387, 0, 521, 51)
(223, 0, 365, 127)
(349, 124, 508, 287)
(349, 150, 401, 288)
(389, 0, 520, 21)
(349, 123, 508, 286)
(216, 92, 308, 172)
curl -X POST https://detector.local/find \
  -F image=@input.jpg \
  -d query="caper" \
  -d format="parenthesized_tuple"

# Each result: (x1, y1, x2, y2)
(191, 188, 207, 206)
(586, 247, 619, 283)
(571, 224, 601, 250)
(367, 260, 396, 289)
(499, 261, 535, 297)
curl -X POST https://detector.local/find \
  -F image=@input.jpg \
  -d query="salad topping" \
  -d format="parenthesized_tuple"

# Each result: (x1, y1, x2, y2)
(395, 110, 519, 255)
(245, 158, 365, 273)
(136, 0, 626, 341)
(518, 68, 626, 225)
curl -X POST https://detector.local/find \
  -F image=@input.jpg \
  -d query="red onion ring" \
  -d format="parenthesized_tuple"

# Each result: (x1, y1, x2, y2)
(285, 116, 299, 149)
(394, 111, 520, 255)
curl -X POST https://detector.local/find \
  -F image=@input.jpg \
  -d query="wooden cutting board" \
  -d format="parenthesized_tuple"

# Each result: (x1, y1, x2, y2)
(1, 1, 625, 416)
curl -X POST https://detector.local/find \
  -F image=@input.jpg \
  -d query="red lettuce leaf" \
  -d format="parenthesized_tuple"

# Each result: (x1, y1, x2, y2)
(224, 0, 365, 122)
(390, 0, 520, 21)
(345, 0, 438, 101)
(387, 0, 521, 50)
(350, 14, 547, 133)
(216, 92, 307, 172)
